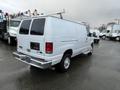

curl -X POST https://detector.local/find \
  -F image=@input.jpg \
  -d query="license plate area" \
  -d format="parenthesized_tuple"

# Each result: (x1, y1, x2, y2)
(30, 42, 40, 50)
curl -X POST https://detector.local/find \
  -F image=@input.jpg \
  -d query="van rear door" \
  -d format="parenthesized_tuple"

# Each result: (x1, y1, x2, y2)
(28, 18, 45, 57)
(18, 18, 46, 57)
(17, 20, 31, 55)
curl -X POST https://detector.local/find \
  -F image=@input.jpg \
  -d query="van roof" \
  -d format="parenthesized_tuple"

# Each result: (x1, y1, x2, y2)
(19, 15, 85, 25)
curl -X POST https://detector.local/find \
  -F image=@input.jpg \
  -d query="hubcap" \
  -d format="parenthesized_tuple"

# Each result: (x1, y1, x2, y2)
(102, 36, 106, 39)
(116, 37, 120, 41)
(64, 57, 70, 69)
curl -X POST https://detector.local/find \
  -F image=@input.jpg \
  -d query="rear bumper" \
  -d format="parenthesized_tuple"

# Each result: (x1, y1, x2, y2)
(13, 52, 52, 69)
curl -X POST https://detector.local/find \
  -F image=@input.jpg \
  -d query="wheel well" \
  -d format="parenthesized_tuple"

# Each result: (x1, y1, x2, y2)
(63, 49, 73, 56)
(91, 43, 94, 48)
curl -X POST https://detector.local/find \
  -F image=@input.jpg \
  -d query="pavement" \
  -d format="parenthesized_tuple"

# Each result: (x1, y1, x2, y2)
(0, 40, 120, 90)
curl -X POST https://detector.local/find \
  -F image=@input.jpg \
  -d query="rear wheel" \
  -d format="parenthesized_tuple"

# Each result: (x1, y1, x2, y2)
(55, 54, 71, 72)
(96, 39, 100, 44)
(102, 35, 106, 40)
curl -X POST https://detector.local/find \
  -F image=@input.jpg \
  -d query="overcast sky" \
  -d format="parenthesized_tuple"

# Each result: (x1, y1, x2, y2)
(0, 0, 120, 27)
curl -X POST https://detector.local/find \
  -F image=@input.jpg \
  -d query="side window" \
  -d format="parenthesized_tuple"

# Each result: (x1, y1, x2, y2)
(19, 20, 31, 34)
(107, 30, 110, 33)
(30, 18, 45, 35)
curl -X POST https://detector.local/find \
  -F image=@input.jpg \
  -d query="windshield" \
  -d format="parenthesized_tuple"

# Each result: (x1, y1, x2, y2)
(10, 20, 21, 27)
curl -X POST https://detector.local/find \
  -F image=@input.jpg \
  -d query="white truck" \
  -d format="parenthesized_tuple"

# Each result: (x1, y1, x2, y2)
(99, 30, 111, 39)
(13, 16, 93, 72)
(7, 18, 22, 44)
(108, 24, 120, 41)
(90, 29, 100, 43)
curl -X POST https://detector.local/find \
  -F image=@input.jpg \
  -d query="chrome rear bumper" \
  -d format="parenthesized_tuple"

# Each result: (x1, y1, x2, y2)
(13, 52, 52, 69)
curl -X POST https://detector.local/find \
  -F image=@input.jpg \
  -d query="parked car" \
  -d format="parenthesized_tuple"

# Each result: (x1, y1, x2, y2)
(90, 29, 100, 43)
(13, 16, 93, 72)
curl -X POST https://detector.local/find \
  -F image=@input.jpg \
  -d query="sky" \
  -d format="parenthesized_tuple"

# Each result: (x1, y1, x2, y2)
(0, 0, 120, 27)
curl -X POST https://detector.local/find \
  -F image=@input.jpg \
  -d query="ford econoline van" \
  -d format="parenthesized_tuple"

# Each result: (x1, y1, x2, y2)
(13, 16, 93, 72)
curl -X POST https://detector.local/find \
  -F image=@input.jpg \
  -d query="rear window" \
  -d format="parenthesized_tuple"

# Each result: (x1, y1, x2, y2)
(30, 18, 45, 35)
(10, 20, 21, 27)
(19, 20, 31, 34)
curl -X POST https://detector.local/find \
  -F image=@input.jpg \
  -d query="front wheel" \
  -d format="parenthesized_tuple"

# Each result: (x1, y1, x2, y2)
(55, 54, 71, 72)
(102, 35, 106, 40)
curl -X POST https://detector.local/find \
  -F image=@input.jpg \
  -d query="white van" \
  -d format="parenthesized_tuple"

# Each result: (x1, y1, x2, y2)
(7, 18, 22, 44)
(99, 30, 111, 39)
(90, 29, 100, 43)
(108, 24, 120, 41)
(13, 16, 93, 72)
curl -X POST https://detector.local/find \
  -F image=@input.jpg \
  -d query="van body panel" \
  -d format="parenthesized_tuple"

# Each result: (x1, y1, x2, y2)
(15, 16, 93, 68)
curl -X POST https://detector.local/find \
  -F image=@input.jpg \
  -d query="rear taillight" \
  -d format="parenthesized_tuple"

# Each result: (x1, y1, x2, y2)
(45, 42, 53, 54)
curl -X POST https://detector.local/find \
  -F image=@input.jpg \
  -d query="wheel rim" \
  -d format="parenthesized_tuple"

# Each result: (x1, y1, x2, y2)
(116, 37, 120, 41)
(64, 57, 70, 69)
(102, 36, 106, 39)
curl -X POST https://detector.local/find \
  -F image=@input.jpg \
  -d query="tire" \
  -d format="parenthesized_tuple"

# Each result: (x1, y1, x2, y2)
(8, 37, 14, 45)
(102, 35, 106, 40)
(55, 54, 71, 72)
(96, 40, 100, 44)
(94, 39, 99, 44)
(1, 33, 5, 40)
(116, 37, 120, 41)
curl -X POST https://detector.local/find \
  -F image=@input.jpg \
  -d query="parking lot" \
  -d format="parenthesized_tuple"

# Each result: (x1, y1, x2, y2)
(0, 40, 120, 90)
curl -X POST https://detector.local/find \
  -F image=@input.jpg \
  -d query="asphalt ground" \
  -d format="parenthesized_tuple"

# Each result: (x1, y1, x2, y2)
(0, 40, 120, 90)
